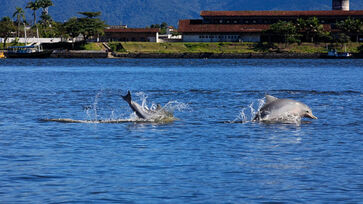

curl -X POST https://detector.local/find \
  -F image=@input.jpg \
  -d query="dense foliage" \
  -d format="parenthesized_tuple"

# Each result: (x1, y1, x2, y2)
(0, 17, 16, 48)
(1, 0, 106, 42)
(267, 17, 363, 44)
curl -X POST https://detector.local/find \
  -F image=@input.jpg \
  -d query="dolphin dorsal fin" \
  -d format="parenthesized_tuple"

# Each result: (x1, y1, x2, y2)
(265, 95, 278, 104)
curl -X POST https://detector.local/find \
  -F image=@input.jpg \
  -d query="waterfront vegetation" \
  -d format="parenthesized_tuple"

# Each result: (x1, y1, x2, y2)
(0, 0, 106, 49)
(106, 42, 363, 54)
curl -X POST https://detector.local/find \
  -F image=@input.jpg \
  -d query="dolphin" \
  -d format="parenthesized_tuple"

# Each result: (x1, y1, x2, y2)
(122, 91, 172, 120)
(253, 95, 317, 123)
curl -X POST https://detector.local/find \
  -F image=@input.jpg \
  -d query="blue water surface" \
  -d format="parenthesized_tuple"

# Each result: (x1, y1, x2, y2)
(0, 58, 362, 203)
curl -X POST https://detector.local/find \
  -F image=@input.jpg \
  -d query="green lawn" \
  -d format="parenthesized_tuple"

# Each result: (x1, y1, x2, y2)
(106, 42, 363, 54)
(111, 42, 260, 54)
(81, 43, 104, 51)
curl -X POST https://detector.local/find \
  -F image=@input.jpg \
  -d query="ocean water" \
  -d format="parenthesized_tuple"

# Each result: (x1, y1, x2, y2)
(0, 58, 362, 203)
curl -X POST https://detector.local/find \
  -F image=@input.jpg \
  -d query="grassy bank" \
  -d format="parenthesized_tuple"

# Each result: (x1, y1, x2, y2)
(81, 43, 104, 51)
(106, 42, 362, 54)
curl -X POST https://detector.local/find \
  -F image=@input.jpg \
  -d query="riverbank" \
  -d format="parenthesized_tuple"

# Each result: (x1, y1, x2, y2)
(51, 50, 108, 58)
(112, 52, 324, 59)
(108, 42, 363, 59)
(1, 42, 362, 59)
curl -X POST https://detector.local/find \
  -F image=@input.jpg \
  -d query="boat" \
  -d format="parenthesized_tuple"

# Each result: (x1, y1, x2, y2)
(322, 46, 353, 59)
(4, 44, 52, 58)
(0, 51, 5, 58)
(4, 23, 52, 58)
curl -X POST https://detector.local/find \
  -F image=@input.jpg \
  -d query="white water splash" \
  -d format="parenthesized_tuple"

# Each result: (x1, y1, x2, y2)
(133, 92, 189, 122)
(234, 97, 265, 123)
(80, 91, 187, 123)
(234, 96, 303, 125)
(85, 91, 102, 121)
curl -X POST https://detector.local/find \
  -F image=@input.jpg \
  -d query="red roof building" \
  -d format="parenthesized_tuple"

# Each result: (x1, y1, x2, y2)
(178, 10, 363, 42)
(104, 28, 160, 42)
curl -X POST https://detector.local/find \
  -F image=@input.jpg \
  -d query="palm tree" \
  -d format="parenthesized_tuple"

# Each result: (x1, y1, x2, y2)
(12, 7, 26, 37)
(38, 0, 53, 15)
(26, 1, 40, 26)
(38, 0, 53, 26)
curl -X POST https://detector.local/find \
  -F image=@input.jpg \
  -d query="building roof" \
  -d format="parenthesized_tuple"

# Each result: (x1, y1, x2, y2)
(201, 10, 363, 17)
(178, 20, 270, 33)
(105, 28, 160, 33)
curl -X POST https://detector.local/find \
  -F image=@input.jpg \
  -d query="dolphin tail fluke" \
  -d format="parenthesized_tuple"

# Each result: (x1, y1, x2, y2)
(122, 91, 132, 103)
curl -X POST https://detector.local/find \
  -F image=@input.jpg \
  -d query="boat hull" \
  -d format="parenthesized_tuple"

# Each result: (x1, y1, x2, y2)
(4, 50, 53, 58)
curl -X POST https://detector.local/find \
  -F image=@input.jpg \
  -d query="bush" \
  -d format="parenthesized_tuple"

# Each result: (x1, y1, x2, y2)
(108, 42, 126, 52)
(358, 45, 363, 54)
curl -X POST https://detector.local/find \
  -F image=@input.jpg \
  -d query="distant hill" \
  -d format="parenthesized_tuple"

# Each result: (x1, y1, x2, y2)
(1, 0, 363, 27)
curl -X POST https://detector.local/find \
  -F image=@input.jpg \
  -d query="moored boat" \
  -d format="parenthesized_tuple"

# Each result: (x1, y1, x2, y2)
(321, 49, 352, 59)
(4, 44, 52, 58)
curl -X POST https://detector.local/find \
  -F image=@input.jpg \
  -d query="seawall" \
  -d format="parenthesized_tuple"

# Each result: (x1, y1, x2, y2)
(112, 52, 324, 59)
(51, 50, 108, 58)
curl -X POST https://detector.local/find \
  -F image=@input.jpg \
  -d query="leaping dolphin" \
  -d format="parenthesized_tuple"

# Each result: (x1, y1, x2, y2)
(122, 91, 172, 120)
(253, 95, 317, 123)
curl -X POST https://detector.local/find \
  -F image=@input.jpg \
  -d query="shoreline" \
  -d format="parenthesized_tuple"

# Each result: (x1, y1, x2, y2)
(49, 50, 363, 59)
(112, 52, 323, 59)
(77, 51, 363, 59)
(2, 50, 362, 59)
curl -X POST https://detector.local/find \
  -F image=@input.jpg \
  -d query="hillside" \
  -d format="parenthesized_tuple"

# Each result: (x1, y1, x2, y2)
(1, 0, 363, 27)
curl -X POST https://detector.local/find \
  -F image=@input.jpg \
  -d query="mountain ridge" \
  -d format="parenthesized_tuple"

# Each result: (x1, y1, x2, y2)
(1, 0, 363, 27)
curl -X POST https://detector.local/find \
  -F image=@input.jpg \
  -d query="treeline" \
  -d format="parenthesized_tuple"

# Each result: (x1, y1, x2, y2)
(264, 17, 363, 45)
(0, 0, 106, 48)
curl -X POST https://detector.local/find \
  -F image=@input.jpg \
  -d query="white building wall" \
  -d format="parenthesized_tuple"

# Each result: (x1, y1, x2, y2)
(1, 37, 68, 44)
(183, 33, 260, 42)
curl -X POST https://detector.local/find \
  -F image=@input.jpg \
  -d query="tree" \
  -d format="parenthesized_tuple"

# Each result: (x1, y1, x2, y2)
(77, 12, 106, 41)
(78, 12, 101, 19)
(150, 22, 168, 34)
(26, 1, 40, 26)
(358, 44, 363, 54)
(150, 24, 160, 28)
(337, 18, 363, 42)
(296, 17, 325, 43)
(269, 20, 297, 46)
(39, 21, 62, 38)
(37, 0, 53, 15)
(63, 17, 82, 40)
(63, 12, 106, 43)
(0, 17, 16, 48)
(38, 0, 53, 26)
(12, 7, 26, 37)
